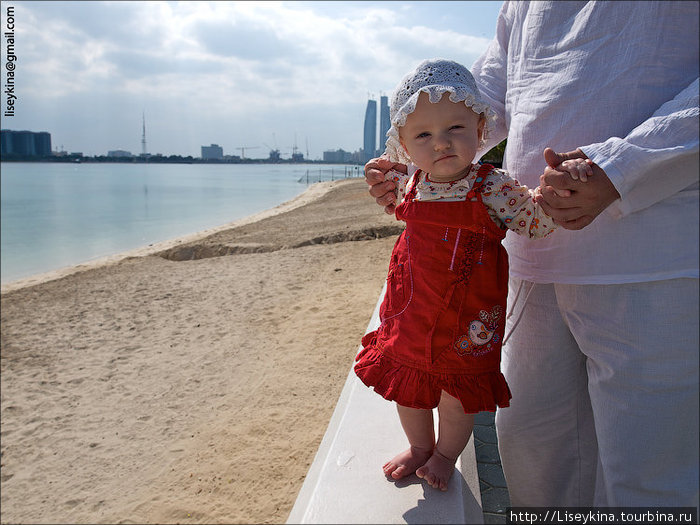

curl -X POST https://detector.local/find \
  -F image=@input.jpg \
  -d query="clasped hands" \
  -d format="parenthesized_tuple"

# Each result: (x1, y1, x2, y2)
(365, 148, 621, 230)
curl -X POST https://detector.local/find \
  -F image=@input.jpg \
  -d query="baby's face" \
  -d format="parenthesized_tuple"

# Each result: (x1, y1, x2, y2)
(399, 91, 484, 182)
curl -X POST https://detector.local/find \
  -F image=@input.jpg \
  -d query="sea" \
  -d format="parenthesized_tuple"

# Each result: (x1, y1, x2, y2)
(1, 162, 362, 284)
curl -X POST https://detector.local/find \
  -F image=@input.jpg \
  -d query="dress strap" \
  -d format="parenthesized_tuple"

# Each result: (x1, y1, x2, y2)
(467, 163, 494, 202)
(404, 169, 423, 201)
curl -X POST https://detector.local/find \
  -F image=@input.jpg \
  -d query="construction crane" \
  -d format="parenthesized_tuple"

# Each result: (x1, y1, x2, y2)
(289, 133, 304, 162)
(235, 146, 259, 159)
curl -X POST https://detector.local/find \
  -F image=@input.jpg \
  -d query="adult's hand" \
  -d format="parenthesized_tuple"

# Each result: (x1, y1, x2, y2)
(365, 157, 398, 215)
(538, 148, 621, 230)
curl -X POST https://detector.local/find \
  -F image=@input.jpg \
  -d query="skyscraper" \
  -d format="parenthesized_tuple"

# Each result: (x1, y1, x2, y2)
(363, 99, 377, 163)
(379, 95, 390, 154)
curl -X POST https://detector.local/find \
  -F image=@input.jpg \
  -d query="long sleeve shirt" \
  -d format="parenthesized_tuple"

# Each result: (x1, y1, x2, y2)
(471, 1, 699, 284)
(389, 164, 557, 238)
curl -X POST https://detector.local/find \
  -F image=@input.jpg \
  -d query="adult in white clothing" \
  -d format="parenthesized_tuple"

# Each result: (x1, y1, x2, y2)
(365, 1, 699, 507)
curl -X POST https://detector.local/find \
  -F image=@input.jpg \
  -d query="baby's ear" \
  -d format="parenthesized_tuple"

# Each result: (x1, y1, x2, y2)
(477, 114, 486, 140)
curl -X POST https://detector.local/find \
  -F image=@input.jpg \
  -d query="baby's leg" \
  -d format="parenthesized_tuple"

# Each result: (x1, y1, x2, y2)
(416, 391, 474, 491)
(384, 404, 435, 480)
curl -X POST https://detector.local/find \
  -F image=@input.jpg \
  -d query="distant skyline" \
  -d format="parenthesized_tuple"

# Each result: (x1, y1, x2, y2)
(1, 1, 503, 159)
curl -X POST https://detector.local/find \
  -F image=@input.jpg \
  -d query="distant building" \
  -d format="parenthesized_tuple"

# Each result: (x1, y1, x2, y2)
(201, 143, 223, 160)
(379, 96, 390, 153)
(107, 149, 133, 158)
(323, 149, 353, 163)
(363, 99, 377, 164)
(34, 132, 52, 157)
(1, 129, 52, 157)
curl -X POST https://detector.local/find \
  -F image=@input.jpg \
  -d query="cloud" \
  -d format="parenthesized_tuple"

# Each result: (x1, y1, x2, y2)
(193, 21, 302, 61)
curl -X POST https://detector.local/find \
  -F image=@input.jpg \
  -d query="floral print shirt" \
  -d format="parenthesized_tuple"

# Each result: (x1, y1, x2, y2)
(388, 164, 557, 238)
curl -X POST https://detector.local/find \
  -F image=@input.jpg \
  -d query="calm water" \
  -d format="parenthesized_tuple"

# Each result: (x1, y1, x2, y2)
(1, 162, 360, 284)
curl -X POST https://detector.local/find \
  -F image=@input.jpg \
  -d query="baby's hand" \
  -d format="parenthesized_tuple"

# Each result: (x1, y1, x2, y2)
(541, 158, 594, 197)
(560, 158, 594, 182)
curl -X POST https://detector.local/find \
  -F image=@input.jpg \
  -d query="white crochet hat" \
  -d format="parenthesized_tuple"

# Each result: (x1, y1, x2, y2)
(384, 58, 496, 165)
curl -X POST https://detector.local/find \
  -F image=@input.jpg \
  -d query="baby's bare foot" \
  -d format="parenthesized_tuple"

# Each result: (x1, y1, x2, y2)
(415, 450, 456, 491)
(383, 446, 433, 480)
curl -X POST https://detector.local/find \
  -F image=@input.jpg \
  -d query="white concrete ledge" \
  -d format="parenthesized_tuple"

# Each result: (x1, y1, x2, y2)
(287, 284, 484, 524)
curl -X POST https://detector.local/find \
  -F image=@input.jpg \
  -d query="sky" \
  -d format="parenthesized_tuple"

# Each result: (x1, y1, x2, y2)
(1, 1, 503, 160)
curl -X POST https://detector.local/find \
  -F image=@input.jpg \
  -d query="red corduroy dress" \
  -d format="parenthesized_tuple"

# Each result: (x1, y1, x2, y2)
(354, 163, 512, 413)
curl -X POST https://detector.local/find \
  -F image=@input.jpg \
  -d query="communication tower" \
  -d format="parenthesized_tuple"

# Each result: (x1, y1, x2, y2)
(141, 112, 147, 156)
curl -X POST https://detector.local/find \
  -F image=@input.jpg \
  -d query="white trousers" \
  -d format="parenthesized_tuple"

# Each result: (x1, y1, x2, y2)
(497, 276, 699, 507)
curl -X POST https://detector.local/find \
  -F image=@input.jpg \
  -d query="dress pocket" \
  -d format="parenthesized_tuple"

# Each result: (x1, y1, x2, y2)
(380, 252, 411, 321)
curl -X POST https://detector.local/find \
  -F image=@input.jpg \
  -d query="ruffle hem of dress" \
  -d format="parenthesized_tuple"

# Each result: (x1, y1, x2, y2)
(355, 330, 511, 414)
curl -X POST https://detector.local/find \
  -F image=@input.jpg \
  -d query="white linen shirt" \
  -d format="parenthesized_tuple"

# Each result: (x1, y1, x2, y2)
(471, 1, 699, 284)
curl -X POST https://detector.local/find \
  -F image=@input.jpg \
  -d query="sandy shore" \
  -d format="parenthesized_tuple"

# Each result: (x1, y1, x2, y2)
(0, 178, 403, 524)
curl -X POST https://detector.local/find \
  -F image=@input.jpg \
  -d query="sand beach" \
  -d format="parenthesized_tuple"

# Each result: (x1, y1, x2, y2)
(0, 178, 403, 524)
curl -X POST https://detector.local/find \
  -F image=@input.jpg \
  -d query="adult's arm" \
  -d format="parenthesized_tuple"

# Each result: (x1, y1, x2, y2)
(539, 79, 699, 228)
(579, 78, 699, 218)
